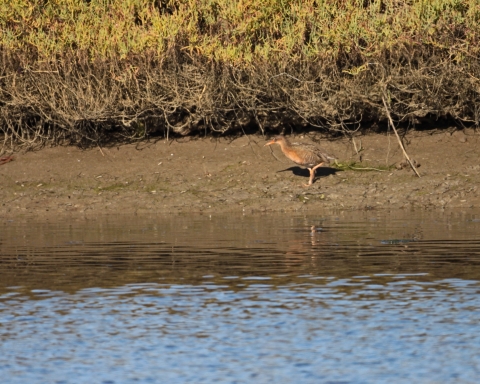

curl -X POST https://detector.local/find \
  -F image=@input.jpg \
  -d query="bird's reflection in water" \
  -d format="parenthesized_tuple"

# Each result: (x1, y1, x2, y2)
(282, 224, 329, 269)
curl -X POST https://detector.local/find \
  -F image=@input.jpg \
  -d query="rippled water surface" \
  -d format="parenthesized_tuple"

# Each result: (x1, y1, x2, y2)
(2, 210, 480, 383)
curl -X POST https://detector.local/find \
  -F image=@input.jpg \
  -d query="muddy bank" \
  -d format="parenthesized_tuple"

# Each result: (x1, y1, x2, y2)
(1, 129, 479, 218)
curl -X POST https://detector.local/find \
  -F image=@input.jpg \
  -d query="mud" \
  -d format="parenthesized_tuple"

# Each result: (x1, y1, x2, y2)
(1, 128, 479, 218)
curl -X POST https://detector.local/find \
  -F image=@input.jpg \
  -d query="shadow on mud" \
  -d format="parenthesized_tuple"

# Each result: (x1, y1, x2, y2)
(277, 166, 340, 181)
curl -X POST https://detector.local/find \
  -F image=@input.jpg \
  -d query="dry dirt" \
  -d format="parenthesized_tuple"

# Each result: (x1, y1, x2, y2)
(1, 128, 479, 218)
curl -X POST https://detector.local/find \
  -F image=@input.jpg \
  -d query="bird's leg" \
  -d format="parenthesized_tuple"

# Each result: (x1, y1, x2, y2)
(302, 168, 314, 187)
(303, 163, 324, 186)
(311, 162, 324, 172)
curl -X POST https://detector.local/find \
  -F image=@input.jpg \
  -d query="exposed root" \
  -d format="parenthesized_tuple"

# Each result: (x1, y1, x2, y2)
(1, 49, 479, 151)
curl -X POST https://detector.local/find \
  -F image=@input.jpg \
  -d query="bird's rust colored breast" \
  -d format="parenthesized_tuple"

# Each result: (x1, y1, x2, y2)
(283, 147, 308, 166)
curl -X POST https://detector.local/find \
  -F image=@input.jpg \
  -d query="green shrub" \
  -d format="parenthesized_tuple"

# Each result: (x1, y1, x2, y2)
(1, 0, 479, 148)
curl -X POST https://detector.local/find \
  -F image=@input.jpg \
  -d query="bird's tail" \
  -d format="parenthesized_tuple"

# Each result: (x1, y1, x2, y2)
(322, 153, 337, 164)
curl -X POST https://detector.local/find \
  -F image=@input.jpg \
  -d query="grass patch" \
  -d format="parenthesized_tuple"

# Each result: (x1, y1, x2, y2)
(333, 161, 395, 172)
(96, 183, 127, 192)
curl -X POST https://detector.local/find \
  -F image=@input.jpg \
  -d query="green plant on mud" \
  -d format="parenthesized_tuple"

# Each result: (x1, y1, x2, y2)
(1, 0, 480, 150)
(333, 160, 395, 172)
(96, 183, 128, 192)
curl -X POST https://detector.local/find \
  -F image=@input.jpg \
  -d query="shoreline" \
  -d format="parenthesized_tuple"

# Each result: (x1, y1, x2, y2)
(1, 129, 479, 219)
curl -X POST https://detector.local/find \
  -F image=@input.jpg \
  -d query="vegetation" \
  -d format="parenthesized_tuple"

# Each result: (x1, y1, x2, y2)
(1, 0, 479, 150)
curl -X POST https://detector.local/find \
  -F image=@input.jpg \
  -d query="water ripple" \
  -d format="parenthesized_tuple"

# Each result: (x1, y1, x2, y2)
(1, 210, 480, 383)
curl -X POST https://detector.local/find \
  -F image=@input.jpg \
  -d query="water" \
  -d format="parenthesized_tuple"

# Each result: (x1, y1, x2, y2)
(1, 210, 480, 383)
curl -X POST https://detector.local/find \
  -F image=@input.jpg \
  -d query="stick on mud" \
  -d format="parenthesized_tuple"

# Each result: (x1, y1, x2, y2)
(382, 95, 421, 178)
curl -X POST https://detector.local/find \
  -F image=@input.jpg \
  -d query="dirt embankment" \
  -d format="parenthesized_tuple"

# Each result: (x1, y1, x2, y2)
(0, 128, 479, 218)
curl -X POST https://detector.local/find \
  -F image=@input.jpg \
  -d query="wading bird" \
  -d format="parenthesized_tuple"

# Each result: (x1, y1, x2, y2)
(264, 136, 335, 186)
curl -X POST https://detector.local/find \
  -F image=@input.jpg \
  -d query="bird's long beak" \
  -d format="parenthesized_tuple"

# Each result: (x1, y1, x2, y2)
(264, 140, 275, 147)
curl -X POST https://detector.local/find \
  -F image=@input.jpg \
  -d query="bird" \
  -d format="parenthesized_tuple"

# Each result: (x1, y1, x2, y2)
(264, 135, 335, 186)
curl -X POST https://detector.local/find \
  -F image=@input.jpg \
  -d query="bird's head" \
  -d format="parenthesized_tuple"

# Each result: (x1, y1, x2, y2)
(264, 136, 286, 147)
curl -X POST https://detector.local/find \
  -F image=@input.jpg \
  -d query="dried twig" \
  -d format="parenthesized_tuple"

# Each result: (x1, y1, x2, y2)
(382, 95, 421, 178)
(352, 137, 363, 155)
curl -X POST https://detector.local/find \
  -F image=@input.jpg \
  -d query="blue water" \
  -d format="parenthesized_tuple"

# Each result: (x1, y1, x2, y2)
(1, 210, 480, 383)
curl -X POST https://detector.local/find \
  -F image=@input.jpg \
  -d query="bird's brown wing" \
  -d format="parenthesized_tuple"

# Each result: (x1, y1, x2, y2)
(315, 147, 336, 164)
(291, 143, 335, 166)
